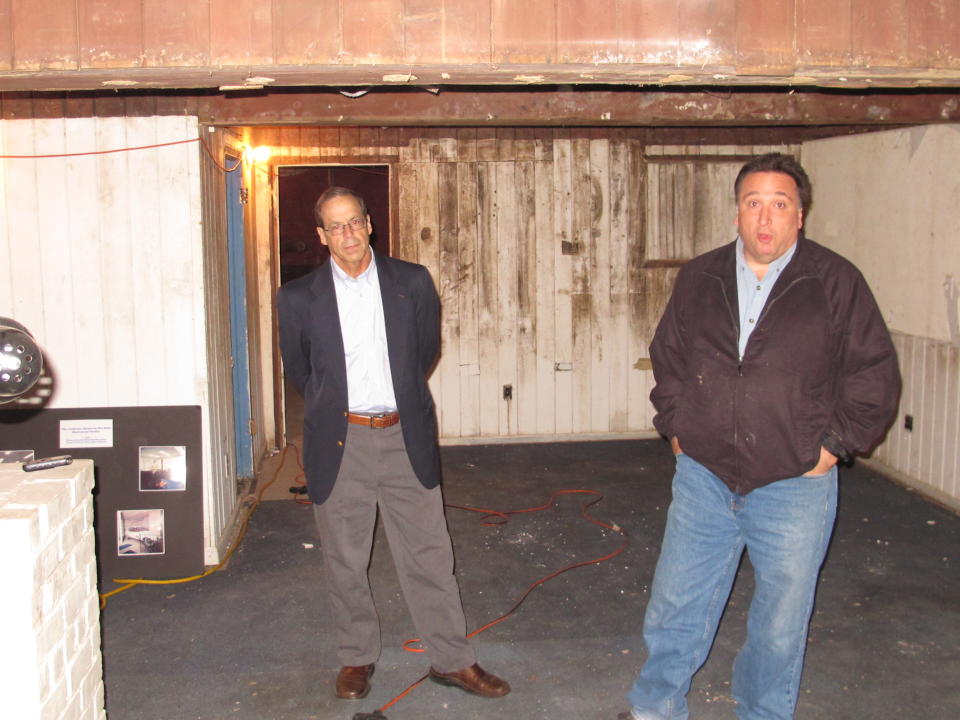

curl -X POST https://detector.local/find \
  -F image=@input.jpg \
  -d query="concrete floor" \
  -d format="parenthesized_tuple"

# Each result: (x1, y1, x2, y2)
(100, 439, 960, 720)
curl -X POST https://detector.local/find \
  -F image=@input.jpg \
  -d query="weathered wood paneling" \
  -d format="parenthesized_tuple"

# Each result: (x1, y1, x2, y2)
(246, 130, 780, 440)
(3, 0, 960, 90)
(0, 115, 245, 561)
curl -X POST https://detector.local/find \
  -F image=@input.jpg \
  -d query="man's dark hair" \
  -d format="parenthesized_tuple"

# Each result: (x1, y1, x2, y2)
(313, 186, 368, 228)
(734, 153, 812, 215)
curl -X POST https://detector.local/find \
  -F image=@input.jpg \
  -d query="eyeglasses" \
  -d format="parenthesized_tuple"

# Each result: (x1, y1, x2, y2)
(325, 216, 366, 235)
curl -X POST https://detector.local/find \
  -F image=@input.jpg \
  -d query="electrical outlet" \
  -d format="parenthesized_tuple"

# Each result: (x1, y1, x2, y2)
(904, 414, 914, 431)
(503, 384, 512, 400)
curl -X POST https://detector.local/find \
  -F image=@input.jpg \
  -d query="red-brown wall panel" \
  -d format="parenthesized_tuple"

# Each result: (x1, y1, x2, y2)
(557, 0, 619, 63)
(142, 1, 209, 67)
(210, 0, 274, 66)
(0, 0, 12, 71)
(679, 0, 735, 67)
(852, 0, 909, 67)
(273, 0, 340, 64)
(492, 0, 556, 63)
(797, 0, 852, 66)
(343, 0, 404, 64)
(443, 0, 491, 63)
(907, 0, 960, 69)
(403, 0, 443, 63)
(617, 0, 678, 65)
(11, 0, 78, 70)
(78, 0, 142, 68)
(736, 0, 796, 74)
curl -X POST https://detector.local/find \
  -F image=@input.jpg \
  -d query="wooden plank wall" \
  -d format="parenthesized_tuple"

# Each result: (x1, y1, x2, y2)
(0, 114, 240, 559)
(250, 127, 795, 441)
(1, 0, 957, 80)
(875, 332, 960, 510)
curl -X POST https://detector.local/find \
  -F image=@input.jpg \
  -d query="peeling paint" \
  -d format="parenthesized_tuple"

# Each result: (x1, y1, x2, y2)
(866, 105, 892, 120)
(101, 79, 139, 87)
(246, 76, 275, 85)
(383, 73, 417, 82)
(513, 74, 545, 83)
(661, 74, 694, 83)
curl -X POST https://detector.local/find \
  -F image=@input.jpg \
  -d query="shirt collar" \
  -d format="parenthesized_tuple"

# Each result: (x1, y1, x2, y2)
(735, 236, 797, 280)
(330, 250, 377, 287)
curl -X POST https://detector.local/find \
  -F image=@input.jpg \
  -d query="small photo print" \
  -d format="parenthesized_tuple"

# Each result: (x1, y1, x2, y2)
(117, 509, 165, 556)
(139, 445, 186, 491)
(0, 449, 34, 463)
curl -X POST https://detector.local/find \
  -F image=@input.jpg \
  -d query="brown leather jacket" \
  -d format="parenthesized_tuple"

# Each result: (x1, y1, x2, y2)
(650, 236, 901, 495)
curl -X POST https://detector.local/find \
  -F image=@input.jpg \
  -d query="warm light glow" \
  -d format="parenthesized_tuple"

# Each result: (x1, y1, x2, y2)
(243, 145, 272, 164)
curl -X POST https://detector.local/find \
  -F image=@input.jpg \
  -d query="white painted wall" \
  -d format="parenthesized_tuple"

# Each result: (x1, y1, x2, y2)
(803, 125, 960, 509)
(0, 116, 238, 560)
(802, 125, 960, 341)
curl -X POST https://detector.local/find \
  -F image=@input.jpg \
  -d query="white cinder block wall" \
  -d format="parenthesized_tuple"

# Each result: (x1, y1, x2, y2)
(0, 460, 106, 720)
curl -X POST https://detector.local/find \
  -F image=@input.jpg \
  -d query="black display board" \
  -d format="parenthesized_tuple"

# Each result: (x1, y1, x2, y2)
(0, 406, 204, 587)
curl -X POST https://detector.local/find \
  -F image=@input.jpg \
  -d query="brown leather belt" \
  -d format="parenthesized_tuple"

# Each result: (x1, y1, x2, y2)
(346, 411, 400, 429)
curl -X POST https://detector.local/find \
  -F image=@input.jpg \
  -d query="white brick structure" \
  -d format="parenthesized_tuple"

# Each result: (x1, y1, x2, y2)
(0, 460, 106, 720)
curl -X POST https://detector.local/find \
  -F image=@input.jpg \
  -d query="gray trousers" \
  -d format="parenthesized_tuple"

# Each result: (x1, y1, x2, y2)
(312, 421, 476, 672)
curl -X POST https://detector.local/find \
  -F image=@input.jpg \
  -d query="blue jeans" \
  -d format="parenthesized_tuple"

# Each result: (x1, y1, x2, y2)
(627, 454, 838, 720)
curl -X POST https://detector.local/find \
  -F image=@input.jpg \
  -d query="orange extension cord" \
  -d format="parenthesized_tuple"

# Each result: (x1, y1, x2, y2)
(101, 442, 629, 718)
(287, 442, 630, 716)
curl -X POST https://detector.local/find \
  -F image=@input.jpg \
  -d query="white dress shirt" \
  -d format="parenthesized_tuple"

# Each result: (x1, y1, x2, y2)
(330, 254, 398, 413)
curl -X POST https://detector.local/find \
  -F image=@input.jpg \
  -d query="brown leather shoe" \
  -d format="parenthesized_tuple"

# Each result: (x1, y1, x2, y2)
(335, 664, 374, 699)
(428, 663, 510, 698)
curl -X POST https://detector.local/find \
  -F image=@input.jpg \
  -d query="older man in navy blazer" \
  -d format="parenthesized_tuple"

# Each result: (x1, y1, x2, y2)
(277, 187, 509, 702)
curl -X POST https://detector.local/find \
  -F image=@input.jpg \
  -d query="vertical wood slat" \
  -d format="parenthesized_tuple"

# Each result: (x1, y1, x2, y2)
(945, 343, 960, 500)
(126, 117, 166, 406)
(438, 161, 461, 437)
(416, 162, 442, 430)
(534, 156, 556, 434)
(570, 136, 593, 433)
(552, 136, 574, 434)
(96, 116, 139, 403)
(589, 139, 611, 432)
(476, 160, 499, 435)
(64, 119, 109, 406)
(515, 159, 538, 435)
(495, 161, 518, 435)
(457, 162, 480, 437)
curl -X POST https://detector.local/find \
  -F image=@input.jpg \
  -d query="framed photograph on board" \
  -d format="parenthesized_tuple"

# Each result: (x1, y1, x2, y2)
(138, 446, 186, 491)
(117, 509, 165, 556)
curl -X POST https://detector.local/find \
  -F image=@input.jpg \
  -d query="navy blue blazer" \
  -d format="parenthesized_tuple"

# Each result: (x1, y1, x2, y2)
(276, 251, 442, 504)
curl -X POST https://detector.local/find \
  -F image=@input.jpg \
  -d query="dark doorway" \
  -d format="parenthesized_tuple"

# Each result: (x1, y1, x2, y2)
(277, 165, 390, 284)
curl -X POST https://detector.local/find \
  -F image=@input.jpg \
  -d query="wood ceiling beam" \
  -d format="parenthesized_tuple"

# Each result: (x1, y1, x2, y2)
(3, 88, 959, 127)
(2, 64, 960, 94)
(158, 88, 960, 127)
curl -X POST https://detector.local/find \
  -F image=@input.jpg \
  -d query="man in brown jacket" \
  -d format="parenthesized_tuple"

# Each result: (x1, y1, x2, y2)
(621, 154, 900, 720)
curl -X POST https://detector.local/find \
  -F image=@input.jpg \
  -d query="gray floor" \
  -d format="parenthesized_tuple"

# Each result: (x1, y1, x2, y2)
(100, 439, 960, 720)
